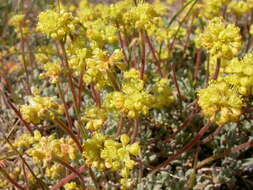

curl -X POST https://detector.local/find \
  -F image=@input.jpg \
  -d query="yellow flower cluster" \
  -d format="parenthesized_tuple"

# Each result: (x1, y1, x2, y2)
(13, 130, 41, 150)
(37, 9, 78, 40)
(198, 80, 243, 125)
(78, 0, 107, 22)
(0, 167, 21, 188)
(83, 48, 125, 90)
(39, 60, 62, 83)
(102, 0, 133, 23)
(45, 164, 64, 180)
(35, 45, 56, 64)
(28, 134, 79, 165)
(224, 53, 253, 96)
(151, 78, 174, 109)
(148, 23, 187, 44)
(20, 94, 64, 123)
(68, 47, 88, 73)
(104, 69, 154, 118)
(227, 1, 249, 17)
(124, 1, 166, 30)
(83, 132, 140, 189)
(64, 181, 81, 190)
(85, 19, 118, 47)
(77, 1, 121, 47)
(248, 0, 253, 8)
(197, 17, 241, 59)
(82, 106, 107, 130)
(198, 0, 229, 19)
(8, 14, 30, 37)
(0, 179, 8, 189)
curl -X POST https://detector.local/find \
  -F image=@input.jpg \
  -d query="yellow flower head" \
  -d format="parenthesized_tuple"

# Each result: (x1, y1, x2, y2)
(197, 17, 242, 59)
(64, 182, 81, 190)
(224, 53, 253, 96)
(228, 1, 249, 17)
(198, 80, 243, 125)
(20, 95, 64, 123)
(37, 9, 78, 40)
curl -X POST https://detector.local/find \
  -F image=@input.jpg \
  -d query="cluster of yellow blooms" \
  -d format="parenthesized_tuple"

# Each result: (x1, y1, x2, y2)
(82, 106, 107, 130)
(104, 69, 154, 118)
(39, 60, 63, 83)
(104, 69, 174, 119)
(146, 21, 186, 61)
(20, 94, 64, 123)
(0, 178, 8, 189)
(151, 78, 174, 109)
(28, 133, 79, 165)
(123, 1, 166, 30)
(197, 0, 228, 19)
(224, 53, 253, 96)
(196, 17, 241, 60)
(35, 45, 56, 64)
(64, 181, 81, 190)
(104, 69, 174, 118)
(67, 38, 89, 73)
(197, 16, 253, 125)
(13, 130, 79, 166)
(198, 80, 243, 125)
(13, 130, 41, 150)
(196, 0, 253, 19)
(227, 1, 249, 17)
(8, 14, 30, 38)
(77, 4, 119, 47)
(83, 48, 125, 90)
(37, 9, 79, 40)
(83, 132, 140, 189)
(45, 164, 64, 180)
(0, 167, 22, 189)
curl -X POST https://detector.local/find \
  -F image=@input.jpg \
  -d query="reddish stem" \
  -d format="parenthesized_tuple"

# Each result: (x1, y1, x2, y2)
(212, 58, 221, 80)
(140, 31, 146, 80)
(91, 84, 101, 108)
(53, 156, 86, 190)
(57, 83, 73, 130)
(51, 166, 87, 190)
(131, 119, 140, 143)
(57, 41, 78, 110)
(201, 124, 224, 144)
(0, 167, 26, 190)
(116, 23, 128, 64)
(2, 92, 33, 135)
(171, 60, 182, 104)
(193, 49, 202, 81)
(22, 162, 29, 190)
(116, 116, 124, 137)
(54, 118, 83, 152)
(132, 44, 137, 68)
(77, 71, 84, 112)
(144, 31, 163, 77)
(19, 26, 32, 95)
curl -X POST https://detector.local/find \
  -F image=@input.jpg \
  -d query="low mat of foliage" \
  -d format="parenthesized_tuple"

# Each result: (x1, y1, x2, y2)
(1, 0, 253, 189)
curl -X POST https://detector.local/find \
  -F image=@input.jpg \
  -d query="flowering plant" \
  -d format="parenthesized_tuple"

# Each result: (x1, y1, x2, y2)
(1, 0, 253, 189)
